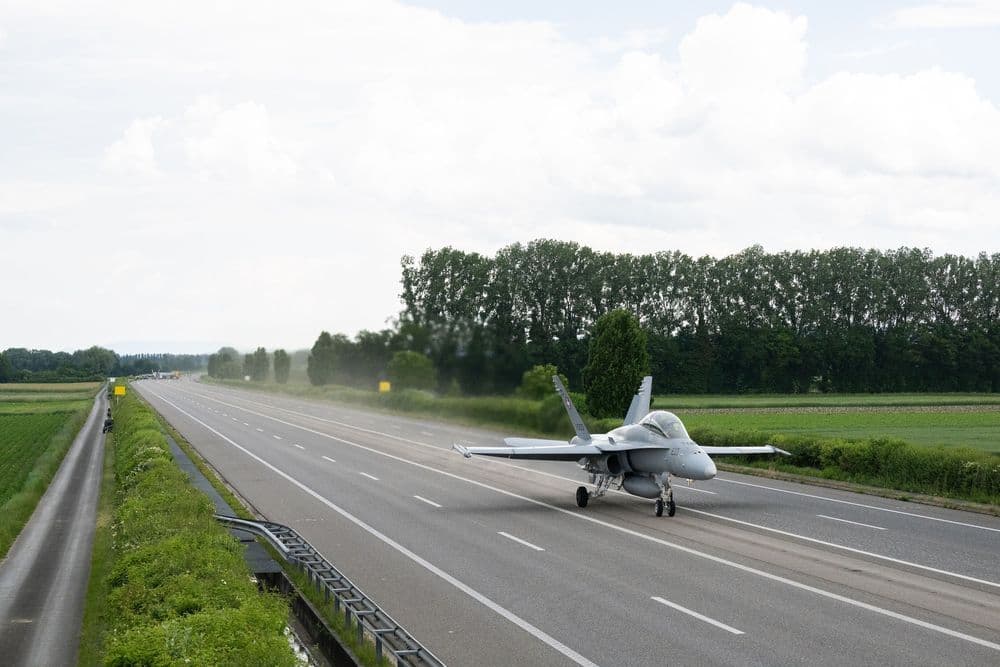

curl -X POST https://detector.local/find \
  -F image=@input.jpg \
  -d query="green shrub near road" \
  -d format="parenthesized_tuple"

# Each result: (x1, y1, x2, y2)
(207, 377, 999, 505)
(88, 391, 296, 666)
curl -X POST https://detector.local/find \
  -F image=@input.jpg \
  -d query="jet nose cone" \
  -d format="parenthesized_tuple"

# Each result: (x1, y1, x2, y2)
(705, 459, 717, 478)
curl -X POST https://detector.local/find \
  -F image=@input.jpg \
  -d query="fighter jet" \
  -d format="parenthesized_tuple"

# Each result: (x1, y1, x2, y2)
(454, 376, 788, 516)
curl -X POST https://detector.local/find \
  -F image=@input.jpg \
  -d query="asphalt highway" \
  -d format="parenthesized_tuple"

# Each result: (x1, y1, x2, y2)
(135, 378, 1000, 666)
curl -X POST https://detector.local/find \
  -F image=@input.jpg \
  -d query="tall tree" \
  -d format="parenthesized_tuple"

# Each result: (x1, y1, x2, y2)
(307, 332, 336, 386)
(0, 352, 11, 382)
(386, 351, 437, 390)
(252, 347, 269, 381)
(273, 349, 291, 384)
(583, 309, 649, 418)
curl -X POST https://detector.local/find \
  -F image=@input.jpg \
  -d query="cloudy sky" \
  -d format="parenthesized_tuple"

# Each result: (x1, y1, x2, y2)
(2, 1, 999, 353)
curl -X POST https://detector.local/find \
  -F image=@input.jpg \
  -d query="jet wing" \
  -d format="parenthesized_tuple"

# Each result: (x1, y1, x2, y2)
(453, 439, 601, 461)
(702, 445, 790, 456)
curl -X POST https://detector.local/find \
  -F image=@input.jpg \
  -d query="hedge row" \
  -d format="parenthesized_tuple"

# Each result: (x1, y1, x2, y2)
(101, 392, 296, 666)
(211, 378, 998, 505)
(689, 427, 1000, 505)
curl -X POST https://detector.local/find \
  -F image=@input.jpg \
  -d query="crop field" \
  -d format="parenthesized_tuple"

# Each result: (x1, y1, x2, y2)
(0, 381, 101, 393)
(0, 413, 71, 505)
(679, 409, 1000, 454)
(654, 393, 1000, 409)
(0, 382, 95, 555)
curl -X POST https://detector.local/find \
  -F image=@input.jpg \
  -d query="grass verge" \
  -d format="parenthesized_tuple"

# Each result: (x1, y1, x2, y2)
(79, 388, 297, 665)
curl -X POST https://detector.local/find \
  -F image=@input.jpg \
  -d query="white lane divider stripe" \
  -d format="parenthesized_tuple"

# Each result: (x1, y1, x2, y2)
(413, 495, 442, 508)
(255, 428, 263, 432)
(817, 515, 886, 531)
(273, 435, 283, 440)
(243, 422, 249, 426)
(651, 597, 744, 635)
(145, 392, 601, 667)
(360, 472, 379, 481)
(294, 444, 305, 450)
(498, 532, 544, 552)
(322, 455, 336, 463)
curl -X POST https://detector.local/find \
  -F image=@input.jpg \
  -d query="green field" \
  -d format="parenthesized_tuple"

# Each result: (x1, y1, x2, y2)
(654, 393, 1000, 409)
(0, 382, 96, 556)
(679, 409, 1000, 453)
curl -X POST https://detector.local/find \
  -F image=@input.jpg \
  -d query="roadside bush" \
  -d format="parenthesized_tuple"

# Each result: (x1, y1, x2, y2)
(100, 392, 295, 666)
(517, 364, 568, 400)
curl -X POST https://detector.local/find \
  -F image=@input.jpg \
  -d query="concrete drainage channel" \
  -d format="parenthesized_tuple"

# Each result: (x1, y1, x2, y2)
(166, 434, 444, 667)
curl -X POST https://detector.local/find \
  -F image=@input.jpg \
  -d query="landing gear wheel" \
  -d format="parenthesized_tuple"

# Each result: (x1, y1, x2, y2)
(655, 498, 664, 517)
(576, 486, 589, 508)
(667, 498, 676, 517)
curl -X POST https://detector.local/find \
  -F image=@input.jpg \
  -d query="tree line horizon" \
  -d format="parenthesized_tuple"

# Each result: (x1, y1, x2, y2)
(5, 240, 998, 394)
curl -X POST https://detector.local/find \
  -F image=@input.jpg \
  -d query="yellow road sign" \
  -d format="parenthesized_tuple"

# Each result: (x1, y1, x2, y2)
(114, 385, 126, 396)
(378, 381, 391, 393)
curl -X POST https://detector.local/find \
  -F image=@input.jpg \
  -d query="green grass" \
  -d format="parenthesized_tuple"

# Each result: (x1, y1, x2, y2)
(0, 400, 92, 414)
(653, 393, 1000, 408)
(78, 418, 116, 666)
(678, 410, 1000, 453)
(0, 381, 102, 393)
(83, 390, 297, 666)
(0, 408, 91, 558)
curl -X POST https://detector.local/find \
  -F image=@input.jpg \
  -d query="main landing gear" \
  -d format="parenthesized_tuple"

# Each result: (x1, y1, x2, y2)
(576, 486, 589, 508)
(654, 494, 676, 517)
(654, 475, 676, 517)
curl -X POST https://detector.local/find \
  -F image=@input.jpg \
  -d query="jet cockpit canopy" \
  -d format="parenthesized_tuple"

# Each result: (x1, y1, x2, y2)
(639, 410, 690, 440)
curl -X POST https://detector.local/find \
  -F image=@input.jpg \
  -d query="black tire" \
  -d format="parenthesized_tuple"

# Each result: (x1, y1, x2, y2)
(655, 498, 664, 517)
(576, 486, 589, 508)
(667, 498, 676, 517)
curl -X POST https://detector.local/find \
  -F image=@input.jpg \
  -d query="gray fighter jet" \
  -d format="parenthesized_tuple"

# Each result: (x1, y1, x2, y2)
(454, 376, 788, 516)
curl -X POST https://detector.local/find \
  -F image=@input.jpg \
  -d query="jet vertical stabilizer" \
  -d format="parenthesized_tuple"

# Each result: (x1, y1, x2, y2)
(552, 376, 591, 442)
(622, 376, 653, 425)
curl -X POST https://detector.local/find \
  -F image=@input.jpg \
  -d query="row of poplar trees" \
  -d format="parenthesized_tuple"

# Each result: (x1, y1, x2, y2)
(207, 347, 291, 383)
(399, 240, 1000, 394)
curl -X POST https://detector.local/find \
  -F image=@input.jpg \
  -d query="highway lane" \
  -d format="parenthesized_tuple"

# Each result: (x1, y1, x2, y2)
(136, 379, 1000, 666)
(165, 378, 1000, 586)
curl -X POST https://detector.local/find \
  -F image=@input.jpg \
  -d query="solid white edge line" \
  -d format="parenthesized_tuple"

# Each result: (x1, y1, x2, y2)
(414, 495, 442, 508)
(152, 386, 1000, 652)
(498, 532, 545, 551)
(651, 597, 744, 635)
(715, 477, 1000, 533)
(165, 384, 1000, 590)
(147, 391, 601, 667)
(359, 472, 379, 481)
(817, 515, 887, 531)
(321, 455, 336, 463)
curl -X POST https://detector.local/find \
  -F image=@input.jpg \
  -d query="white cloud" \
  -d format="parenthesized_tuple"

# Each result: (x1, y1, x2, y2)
(102, 117, 164, 176)
(2, 1, 1000, 350)
(889, 1, 1000, 29)
(183, 98, 297, 183)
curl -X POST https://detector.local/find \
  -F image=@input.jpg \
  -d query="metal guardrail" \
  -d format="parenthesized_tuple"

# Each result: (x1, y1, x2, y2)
(215, 514, 445, 667)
